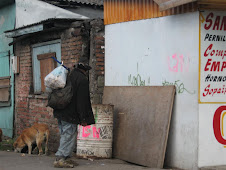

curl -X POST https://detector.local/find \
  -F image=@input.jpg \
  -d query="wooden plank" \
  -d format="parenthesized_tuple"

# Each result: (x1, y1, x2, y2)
(0, 76, 10, 80)
(0, 101, 10, 107)
(38, 53, 57, 92)
(154, 0, 170, 5)
(37, 52, 56, 60)
(0, 88, 10, 102)
(0, 79, 10, 86)
(0, 85, 11, 89)
(103, 86, 175, 168)
(0, 78, 10, 101)
(159, 0, 197, 11)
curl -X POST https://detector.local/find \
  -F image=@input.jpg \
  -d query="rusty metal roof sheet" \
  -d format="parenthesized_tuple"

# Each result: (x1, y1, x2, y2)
(68, 0, 103, 5)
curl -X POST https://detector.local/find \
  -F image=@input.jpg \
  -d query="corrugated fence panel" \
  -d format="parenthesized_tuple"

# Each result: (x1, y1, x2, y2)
(104, 0, 198, 25)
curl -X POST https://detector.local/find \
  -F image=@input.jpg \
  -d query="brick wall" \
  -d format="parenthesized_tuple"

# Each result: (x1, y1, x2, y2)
(89, 20, 105, 104)
(14, 19, 104, 152)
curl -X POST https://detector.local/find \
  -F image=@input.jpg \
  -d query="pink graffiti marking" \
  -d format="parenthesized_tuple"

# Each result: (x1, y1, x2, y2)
(168, 54, 190, 72)
(82, 125, 91, 138)
(168, 54, 178, 72)
(81, 125, 100, 139)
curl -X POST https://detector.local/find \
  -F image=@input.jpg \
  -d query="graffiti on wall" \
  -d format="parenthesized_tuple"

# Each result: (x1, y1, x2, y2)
(128, 63, 150, 86)
(128, 62, 195, 95)
(78, 125, 113, 140)
(162, 80, 195, 94)
(168, 54, 190, 73)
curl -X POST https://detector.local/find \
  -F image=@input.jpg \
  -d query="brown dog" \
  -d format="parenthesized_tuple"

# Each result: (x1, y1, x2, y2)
(13, 123, 49, 155)
(0, 128, 2, 142)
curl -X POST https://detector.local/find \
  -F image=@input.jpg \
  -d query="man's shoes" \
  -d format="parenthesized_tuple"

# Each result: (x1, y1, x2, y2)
(53, 158, 74, 168)
(65, 159, 79, 166)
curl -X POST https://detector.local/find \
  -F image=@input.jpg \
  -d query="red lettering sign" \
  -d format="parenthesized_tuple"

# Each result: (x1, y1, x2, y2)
(213, 106, 226, 145)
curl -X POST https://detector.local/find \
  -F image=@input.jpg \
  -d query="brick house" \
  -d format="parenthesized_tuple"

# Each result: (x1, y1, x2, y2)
(0, 0, 92, 139)
(5, 18, 105, 151)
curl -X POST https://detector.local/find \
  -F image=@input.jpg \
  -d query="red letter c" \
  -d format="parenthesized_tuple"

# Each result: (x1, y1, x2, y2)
(213, 106, 226, 145)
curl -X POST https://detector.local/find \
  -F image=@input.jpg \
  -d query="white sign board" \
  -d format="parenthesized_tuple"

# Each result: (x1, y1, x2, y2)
(200, 11, 226, 103)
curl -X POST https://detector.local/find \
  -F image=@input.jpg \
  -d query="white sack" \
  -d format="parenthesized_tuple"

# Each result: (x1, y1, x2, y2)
(44, 66, 68, 89)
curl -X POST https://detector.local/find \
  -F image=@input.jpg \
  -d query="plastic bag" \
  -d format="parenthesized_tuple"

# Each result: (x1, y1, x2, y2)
(44, 66, 68, 89)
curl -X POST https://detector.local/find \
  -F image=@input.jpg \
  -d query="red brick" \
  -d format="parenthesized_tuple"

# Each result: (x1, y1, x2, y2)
(97, 71, 104, 75)
(96, 67, 104, 71)
(96, 62, 104, 66)
(96, 53, 104, 58)
(95, 45, 102, 49)
(95, 49, 104, 53)
(95, 36, 104, 41)
(96, 58, 104, 62)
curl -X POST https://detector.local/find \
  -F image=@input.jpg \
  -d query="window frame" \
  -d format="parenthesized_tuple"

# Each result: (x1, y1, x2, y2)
(32, 40, 61, 94)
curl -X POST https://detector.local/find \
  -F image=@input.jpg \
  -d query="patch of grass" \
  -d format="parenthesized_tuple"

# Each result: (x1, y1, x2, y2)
(0, 137, 15, 151)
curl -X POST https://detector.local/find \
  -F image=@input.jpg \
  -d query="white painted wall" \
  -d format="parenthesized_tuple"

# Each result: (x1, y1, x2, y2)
(105, 12, 199, 169)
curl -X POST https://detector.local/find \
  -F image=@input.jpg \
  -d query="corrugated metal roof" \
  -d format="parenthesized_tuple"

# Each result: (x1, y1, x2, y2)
(5, 18, 82, 33)
(47, 0, 103, 6)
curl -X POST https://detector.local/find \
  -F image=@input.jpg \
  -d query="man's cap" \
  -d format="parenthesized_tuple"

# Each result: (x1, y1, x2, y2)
(78, 57, 92, 71)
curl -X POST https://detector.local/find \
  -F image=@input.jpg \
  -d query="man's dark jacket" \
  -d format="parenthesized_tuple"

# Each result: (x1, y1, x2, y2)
(53, 68, 95, 125)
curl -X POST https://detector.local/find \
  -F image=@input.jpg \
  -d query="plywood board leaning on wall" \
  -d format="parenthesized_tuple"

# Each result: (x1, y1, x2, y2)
(103, 86, 175, 168)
